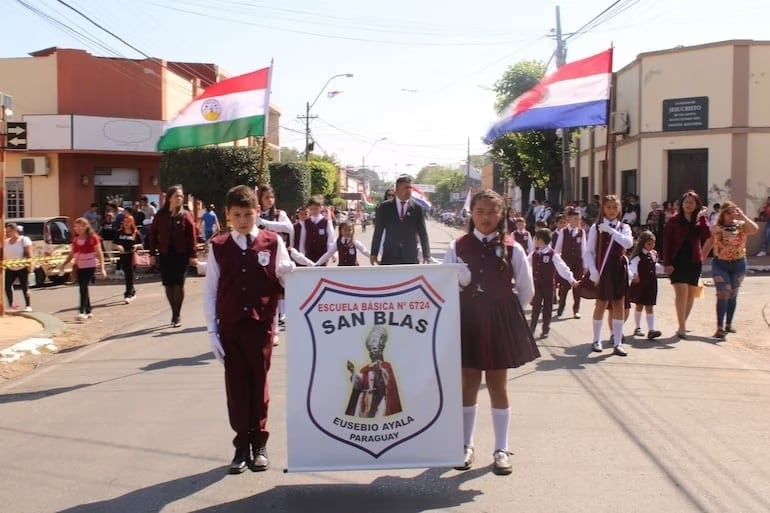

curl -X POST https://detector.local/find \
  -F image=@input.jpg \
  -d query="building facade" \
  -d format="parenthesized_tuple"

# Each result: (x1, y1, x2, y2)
(1, 48, 280, 221)
(574, 40, 770, 222)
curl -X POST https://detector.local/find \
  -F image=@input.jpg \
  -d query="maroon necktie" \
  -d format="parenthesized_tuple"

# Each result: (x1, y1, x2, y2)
(400, 201, 406, 220)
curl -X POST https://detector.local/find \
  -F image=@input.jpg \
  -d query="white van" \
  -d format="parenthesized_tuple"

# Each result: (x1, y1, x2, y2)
(7, 216, 72, 285)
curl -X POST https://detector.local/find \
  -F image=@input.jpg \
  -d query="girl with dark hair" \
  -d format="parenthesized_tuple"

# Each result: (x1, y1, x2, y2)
(662, 190, 711, 339)
(257, 184, 294, 330)
(443, 189, 537, 476)
(584, 195, 635, 356)
(628, 230, 662, 340)
(149, 184, 198, 327)
(59, 217, 106, 320)
(707, 201, 759, 339)
(114, 214, 143, 303)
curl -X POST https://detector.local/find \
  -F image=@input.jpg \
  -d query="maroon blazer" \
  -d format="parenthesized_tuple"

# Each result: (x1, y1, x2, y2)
(662, 214, 710, 266)
(149, 209, 197, 258)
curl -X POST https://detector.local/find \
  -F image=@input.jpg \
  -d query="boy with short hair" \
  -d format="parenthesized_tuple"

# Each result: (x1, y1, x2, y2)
(554, 207, 587, 318)
(529, 228, 578, 338)
(203, 185, 295, 474)
(299, 196, 336, 266)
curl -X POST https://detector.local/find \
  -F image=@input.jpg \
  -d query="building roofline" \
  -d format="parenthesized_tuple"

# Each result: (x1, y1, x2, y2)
(616, 39, 770, 74)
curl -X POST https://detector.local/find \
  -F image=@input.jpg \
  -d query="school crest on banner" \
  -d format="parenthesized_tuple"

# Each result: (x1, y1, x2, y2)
(285, 266, 463, 472)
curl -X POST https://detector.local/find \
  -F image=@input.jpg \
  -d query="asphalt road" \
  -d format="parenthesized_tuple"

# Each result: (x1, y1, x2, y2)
(1, 219, 769, 513)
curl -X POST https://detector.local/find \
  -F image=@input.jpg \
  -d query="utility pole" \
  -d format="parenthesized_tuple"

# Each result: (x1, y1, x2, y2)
(298, 101, 318, 162)
(555, 5, 572, 206)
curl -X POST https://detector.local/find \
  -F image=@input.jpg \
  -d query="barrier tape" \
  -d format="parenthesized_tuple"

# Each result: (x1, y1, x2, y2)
(1, 247, 206, 269)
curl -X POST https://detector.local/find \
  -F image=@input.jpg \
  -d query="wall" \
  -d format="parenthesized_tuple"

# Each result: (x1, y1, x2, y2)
(639, 45, 733, 132)
(56, 49, 164, 119)
(748, 44, 770, 127)
(0, 54, 58, 115)
(746, 134, 770, 217)
(615, 61, 640, 137)
(163, 67, 194, 121)
(4, 153, 61, 217)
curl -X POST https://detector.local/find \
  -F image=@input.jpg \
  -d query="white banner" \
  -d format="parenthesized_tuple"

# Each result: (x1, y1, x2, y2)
(285, 265, 463, 472)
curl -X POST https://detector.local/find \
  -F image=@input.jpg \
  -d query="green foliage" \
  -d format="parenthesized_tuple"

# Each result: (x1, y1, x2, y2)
(160, 147, 267, 210)
(433, 171, 467, 207)
(268, 162, 311, 214)
(330, 197, 346, 209)
(415, 165, 457, 186)
(308, 159, 338, 197)
(277, 146, 303, 162)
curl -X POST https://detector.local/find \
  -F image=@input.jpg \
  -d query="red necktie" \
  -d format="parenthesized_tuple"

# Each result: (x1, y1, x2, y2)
(400, 201, 406, 220)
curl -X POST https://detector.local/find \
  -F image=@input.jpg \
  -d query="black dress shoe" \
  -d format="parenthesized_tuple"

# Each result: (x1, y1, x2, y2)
(229, 447, 251, 474)
(613, 345, 628, 357)
(251, 445, 269, 471)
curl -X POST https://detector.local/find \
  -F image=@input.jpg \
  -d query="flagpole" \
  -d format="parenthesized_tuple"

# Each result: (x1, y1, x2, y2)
(258, 58, 274, 186)
(258, 136, 268, 186)
(603, 46, 615, 196)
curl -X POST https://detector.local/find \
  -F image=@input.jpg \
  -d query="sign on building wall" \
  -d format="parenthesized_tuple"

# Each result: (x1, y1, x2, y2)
(662, 96, 709, 131)
(284, 265, 463, 472)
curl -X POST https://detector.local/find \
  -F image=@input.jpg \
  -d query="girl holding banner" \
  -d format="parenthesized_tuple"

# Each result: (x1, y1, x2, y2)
(443, 189, 538, 476)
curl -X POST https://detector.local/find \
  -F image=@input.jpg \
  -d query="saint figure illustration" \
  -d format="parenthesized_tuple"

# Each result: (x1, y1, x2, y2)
(345, 326, 403, 418)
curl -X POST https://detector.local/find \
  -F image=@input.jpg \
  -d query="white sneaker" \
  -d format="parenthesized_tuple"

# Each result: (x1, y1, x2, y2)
(757, 251, 767, 257)
(23, 306, 32, 312)
(124, 296, 135, 304)
(591, 341, 603, 352)
(77, 313, 88, 321)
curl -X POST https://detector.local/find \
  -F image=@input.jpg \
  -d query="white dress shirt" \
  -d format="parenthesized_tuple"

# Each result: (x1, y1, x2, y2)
(317, 237, 371, 265)
(585, 217, 634, 278)
(203, 227, 293, 334)
(528, 246, 577, 284)
(260, 209, 295, 241)
(553, 225, 586, 256)
(443, 229, 535, 306)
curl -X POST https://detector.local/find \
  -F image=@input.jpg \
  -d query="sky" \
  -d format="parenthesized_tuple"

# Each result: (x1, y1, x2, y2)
(3, 0, 770, 181)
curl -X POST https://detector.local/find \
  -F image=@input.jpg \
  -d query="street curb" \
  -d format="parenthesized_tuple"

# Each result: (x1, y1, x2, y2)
(10, 311, 66, 339)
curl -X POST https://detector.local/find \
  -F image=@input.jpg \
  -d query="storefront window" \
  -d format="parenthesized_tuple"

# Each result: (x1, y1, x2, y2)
(5, 177, 24, 217)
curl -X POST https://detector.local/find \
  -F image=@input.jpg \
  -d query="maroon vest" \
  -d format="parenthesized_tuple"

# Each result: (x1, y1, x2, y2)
(513, 230, 530, 250)
(261, 209, 290, 246)
(551, 230, 559, 249)
(455, 234, 515, 302)
(561, 227, 585, 271)
(531, 249, 556, 290)
(211, 231, 283, 325)
(594, 223, 627, 267)
(337, 239, 359, 266)
(304, 218, 329, 263)
(637, 251, 656, 281)
(292, 221, 302, 250)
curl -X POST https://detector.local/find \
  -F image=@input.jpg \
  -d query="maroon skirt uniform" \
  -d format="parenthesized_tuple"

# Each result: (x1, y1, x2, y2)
(592, 226, 629, 302)
(455, 234, 540, 370)
(628, 251, 658, 306)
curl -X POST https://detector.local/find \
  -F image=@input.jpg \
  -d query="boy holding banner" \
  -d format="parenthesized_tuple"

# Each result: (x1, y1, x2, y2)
(204, 185, 295, 474)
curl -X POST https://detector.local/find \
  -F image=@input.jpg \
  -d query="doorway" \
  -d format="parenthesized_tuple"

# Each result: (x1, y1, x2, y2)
(667, 149, 708, 203)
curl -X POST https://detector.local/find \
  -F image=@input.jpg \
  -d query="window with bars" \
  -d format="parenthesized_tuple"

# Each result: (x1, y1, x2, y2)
(5, 177, 25, 218)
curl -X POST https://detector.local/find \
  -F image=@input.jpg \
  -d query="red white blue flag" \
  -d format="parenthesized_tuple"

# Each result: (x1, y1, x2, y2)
(483, 49, 613, 144)
(410, 184, 432, 209)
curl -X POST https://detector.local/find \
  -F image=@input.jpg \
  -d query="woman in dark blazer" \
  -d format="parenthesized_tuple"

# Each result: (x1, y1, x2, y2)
(369, 176, 431, 265)
(662, 190, 711, 339)
(149, 184, 198, 327)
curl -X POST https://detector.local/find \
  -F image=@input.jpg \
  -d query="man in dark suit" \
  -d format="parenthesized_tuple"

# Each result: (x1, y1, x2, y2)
(370, 176, 431, 265)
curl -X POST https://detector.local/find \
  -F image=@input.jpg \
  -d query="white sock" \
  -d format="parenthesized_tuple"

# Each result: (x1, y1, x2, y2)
(278, 299, 285, 316)
(492, 407, 511, 452)
(463, 405, 477, 447)
(592, 318, 602, 342)
(634, 310, 642, 329)
(612, 319, 624, 347)
(646, 313, 655, 331)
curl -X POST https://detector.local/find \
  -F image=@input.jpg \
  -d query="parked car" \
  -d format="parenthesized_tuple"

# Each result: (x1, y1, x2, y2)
(7, 216, 73, 285)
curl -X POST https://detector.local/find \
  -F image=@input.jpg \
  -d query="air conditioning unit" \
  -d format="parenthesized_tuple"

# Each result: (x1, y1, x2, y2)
(609, 111, 629, 135)
(20, 156, 50, 176)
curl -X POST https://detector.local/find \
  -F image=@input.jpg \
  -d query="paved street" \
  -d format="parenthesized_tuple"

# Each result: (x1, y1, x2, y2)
(1, 219, 769, 513)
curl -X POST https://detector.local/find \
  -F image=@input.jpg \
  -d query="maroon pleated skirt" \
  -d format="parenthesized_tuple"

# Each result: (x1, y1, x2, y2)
(460, 292, 540, 370)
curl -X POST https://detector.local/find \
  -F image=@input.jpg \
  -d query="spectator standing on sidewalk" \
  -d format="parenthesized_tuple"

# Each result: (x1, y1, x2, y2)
(59, 218, 106, 321)
(83, 203, 100, 233)
(149, 184, 199, 328)
(705, 201, 759, 339)
(662, 190, 711, 339)
(4, 222, 33, 312)
(756, 196, 770, 256)
(114, 214, 143, 304)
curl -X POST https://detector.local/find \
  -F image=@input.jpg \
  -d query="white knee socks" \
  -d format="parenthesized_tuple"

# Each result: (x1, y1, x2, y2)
(463, 405, 477, 447)
(634, 310, 642, 329)
(592, 318, 602, 342)
(612, 319, 624, 347)
(492, 407, 511, 452)
(646, 313, 655, 331)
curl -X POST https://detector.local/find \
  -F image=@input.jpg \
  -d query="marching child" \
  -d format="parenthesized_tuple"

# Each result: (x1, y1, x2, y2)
(316, 220, 371, 266)
(585, 195, 635, 356)
(298, 196, 336, 266)
(550, 214, 568, 247)
(292, 207, 308, 251)
(628, 230, 663, 339)
(443, 189, 539, 476)
(204, 185, 295, 475)
(512, 217, 534, 254)
(529, 228, 579, 338)
(554, 207, 587, 318)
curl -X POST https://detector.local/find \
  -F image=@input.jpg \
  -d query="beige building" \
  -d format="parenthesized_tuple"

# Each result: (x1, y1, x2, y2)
(574, 40, 770, 221)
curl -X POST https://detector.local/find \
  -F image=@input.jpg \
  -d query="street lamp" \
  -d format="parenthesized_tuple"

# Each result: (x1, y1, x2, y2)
(304, 73, 354, 161)
(362, 137, 387, 170)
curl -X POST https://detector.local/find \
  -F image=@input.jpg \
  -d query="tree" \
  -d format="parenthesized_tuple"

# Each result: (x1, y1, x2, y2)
(308, 159, 338, 198)
(268, 162, 311, 215)
(160, 147, 267, 210)
(491, 60, 563, 211)
(433, 171, 467, 208)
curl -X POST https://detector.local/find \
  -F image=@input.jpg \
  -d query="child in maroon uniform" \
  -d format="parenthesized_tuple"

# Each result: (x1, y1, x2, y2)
(443, 190, 538, 476)
(317, 221, 371, 266)
(204, 185, 294, 475)
(585, 195, 635, 356)
(628, 231, 662, 339)
(512, 217, 533, 254)
(554, 207, 587, 318)
(529, 228, 579, 338)
(298, 196, 336, 266)
(292, 207, 308, 251)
